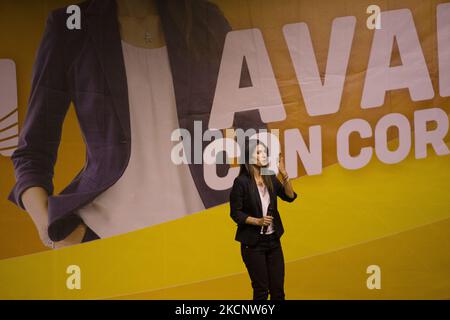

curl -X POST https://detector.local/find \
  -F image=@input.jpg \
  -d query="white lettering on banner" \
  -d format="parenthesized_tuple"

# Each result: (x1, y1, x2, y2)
(337, 110, 449, 170)
(337, 119, 373, 170)
(284, 126, 323, 177)
(4, 4, 448, 192)
(414, 108, 450, 159)
(212, 7, 447, 126)
(375, 113, 411, 165)
(198, 6, 450, 191)
(283, 17, 356, 116)
(437, 3, 450, 97)
(361, 9, 434, 108)
(208, 28, 286, 129)
(172, 105, 449, 190)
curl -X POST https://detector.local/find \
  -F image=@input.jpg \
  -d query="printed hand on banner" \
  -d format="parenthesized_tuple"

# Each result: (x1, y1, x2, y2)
(53, 223, 87, 249)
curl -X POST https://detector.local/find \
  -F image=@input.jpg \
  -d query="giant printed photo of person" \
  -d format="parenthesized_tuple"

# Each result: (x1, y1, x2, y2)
(7, 0, 265, 248)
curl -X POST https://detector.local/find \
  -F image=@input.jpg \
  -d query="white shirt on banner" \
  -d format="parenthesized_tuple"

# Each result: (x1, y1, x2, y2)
(77, 41, 205, 238)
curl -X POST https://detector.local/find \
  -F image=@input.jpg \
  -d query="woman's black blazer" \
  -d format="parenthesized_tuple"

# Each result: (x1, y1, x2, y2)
(230, 173, 298, 246)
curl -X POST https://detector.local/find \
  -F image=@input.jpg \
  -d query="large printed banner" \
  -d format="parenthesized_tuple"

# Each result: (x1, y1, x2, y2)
(0, 0, 449, 300)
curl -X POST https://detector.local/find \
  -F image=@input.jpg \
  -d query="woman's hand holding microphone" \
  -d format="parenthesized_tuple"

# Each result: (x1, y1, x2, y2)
(259, 216, 273, 227)
(245, 216, 273, 227)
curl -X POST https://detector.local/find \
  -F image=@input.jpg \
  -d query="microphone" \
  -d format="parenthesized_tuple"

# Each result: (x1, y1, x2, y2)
(260, 203, 274, 235)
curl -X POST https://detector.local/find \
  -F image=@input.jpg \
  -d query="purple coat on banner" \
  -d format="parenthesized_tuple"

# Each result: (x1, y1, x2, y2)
(8, 0, 265, 241)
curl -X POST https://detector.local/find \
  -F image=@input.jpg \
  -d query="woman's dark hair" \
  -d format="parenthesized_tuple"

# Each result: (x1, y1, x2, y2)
(239, 139, 274, 193)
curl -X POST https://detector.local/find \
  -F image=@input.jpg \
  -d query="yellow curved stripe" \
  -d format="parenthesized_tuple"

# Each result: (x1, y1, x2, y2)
(114, 217, 450, 300)
(0, 141, 448, 299)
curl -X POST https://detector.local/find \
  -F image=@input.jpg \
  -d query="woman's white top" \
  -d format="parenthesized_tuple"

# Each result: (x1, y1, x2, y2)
(257, 183, 275, 235)
(76, 40, 205, 238)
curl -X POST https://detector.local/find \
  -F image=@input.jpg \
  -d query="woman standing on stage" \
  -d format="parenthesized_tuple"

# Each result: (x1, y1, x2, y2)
(230, 139, 298, 300)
